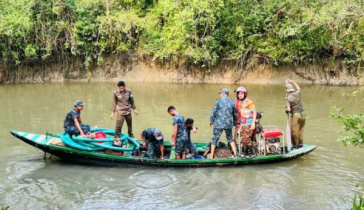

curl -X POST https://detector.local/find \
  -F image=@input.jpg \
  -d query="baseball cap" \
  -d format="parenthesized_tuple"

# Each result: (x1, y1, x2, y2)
(153, 129, 163, 141)
(219, 88, 229, 95)
(74, 100, 85, 106)
(285, 84, 295, 92)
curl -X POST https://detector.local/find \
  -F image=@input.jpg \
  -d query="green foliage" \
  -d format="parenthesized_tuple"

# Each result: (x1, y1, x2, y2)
(329, 106, 364, 147)
(87, 70, 92, 82)
(1, 0, 364, 71)
(1, 206, 9, 210)
(352, 194, 364, 210)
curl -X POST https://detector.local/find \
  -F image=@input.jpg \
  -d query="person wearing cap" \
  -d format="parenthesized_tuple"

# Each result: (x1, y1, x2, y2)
(235, 86, 257, 158)
(63, 100, 91, 137)
(110, 81, 139, 142)
(285, 79, 306, 149)
(140, 128, 165, 159)
(168, 106, 189, 159)
(209, 88, 238, 158)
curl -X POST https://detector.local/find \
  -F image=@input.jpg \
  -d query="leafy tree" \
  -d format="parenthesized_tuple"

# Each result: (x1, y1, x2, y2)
(330, 106, 364, 147)
(330, 91, 364, 209)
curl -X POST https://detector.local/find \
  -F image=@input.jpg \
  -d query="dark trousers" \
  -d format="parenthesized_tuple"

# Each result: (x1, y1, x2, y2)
(65, 124, 91, 136)
(115, 113, 133, 138)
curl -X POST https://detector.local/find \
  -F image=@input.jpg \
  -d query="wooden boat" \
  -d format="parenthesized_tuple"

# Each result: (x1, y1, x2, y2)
(10, 129, 316, 167)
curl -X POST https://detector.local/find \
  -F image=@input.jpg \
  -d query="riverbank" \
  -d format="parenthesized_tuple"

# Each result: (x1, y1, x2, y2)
(0, 55, 360, 85)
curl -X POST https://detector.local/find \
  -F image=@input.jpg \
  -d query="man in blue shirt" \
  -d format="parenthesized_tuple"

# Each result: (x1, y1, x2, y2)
(209, 88, 238, 158)
(168, 106, 189, 159)
(63, 100, 91, 137)
(140, 128, 165, 159)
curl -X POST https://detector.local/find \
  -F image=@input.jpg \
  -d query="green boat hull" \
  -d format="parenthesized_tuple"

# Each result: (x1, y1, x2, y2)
(10, 130, 316, 167)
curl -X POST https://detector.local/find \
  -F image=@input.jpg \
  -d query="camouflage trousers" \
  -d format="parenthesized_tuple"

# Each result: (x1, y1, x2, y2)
(187, 141, 199, 155)
(115, 113, 133, 138)
(175, 134, 189, 155)
(65, 124, 91, 136)
(239, 125, 253, 147)
(146, 140, 161, 159)
(211, 128, 233, 145)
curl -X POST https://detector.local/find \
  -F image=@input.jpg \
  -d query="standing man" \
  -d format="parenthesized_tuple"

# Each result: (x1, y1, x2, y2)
(209, 88, 238, 158)
(285, 79, 306, 149)
(64, 100, 91, 137)
(168, 106, 189, 159)
(110, 81, 139, 143)
(140, 128, 165, 159)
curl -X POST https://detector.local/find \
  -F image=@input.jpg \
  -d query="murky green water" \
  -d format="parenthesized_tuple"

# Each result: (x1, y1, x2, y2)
(1, 82, 364, 209)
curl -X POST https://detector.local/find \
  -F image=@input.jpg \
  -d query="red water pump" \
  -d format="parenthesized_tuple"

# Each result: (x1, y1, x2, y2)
(260, 128, 282, 155)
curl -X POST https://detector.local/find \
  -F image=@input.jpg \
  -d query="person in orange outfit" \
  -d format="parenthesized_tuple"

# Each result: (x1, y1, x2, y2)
(235, 87, 257, 158)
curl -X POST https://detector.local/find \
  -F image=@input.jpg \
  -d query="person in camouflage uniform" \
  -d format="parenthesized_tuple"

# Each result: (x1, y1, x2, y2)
(168, 106, 189, 159)
(209, 88, 238, 158)
(140, 128, 164, 159)
(63, 100, 91, 137)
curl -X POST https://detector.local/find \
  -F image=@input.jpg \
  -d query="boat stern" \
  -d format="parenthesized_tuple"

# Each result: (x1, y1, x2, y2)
(283, 144, 317, 159)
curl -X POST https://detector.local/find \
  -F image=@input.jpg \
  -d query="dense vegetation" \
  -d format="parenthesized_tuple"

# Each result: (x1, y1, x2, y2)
(1, 0, 364, 73)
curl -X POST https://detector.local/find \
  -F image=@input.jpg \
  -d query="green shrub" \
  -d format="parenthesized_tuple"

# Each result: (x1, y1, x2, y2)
(352, 194, 364, 210)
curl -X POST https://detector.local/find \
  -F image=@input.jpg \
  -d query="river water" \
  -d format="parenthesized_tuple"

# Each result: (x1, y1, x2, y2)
(0, 82, 363, 209)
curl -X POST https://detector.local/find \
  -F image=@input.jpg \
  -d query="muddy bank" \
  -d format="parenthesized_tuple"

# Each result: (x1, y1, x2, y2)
(0, 55, 360, 85)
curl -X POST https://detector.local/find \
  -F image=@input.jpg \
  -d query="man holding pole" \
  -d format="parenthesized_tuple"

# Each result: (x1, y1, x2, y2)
(285, 79, 306, 149)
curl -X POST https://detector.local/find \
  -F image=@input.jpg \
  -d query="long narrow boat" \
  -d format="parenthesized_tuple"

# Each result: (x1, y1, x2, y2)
(10, 129, 316, 167)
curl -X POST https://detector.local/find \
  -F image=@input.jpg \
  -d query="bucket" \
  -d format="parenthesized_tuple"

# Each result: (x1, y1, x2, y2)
(95, 132, 106, 143)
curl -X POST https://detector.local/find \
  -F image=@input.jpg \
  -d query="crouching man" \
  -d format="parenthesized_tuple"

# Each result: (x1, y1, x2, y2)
(63, 100, 91, 137)
(185, 118, 205, 159)
(140, 128, 165, 159)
